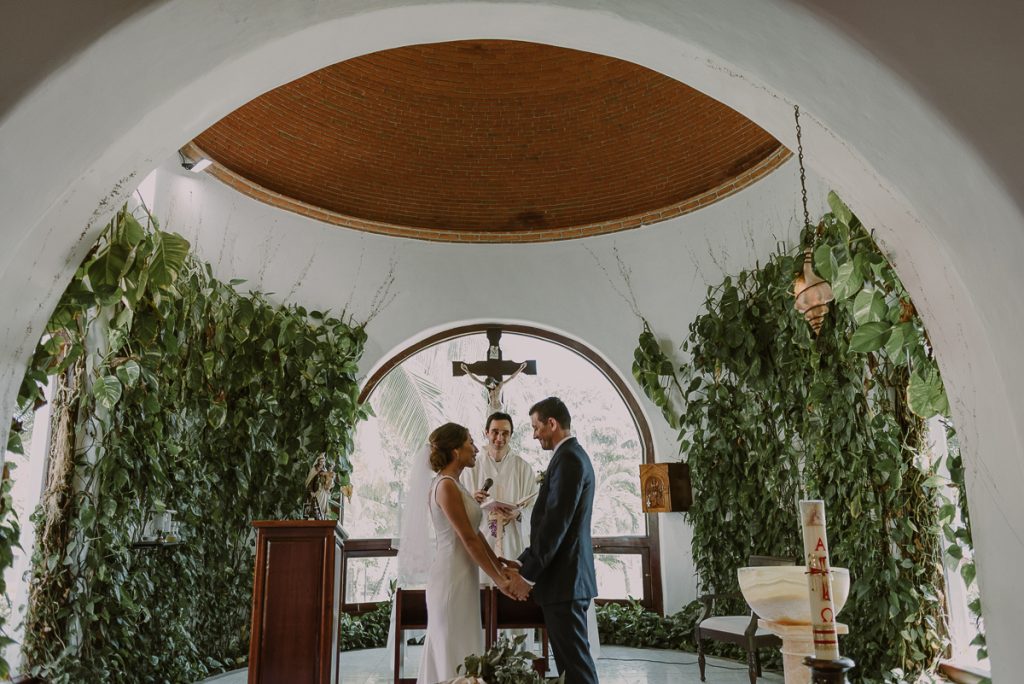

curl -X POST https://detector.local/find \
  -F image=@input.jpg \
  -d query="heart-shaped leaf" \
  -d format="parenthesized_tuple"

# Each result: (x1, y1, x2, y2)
(813, 244, 834, 281)
(93, 375, 123, 410)
(207, 402, 227, 429)
(87, 243, 131, 292)
(883, 322, 906, 359)
(852, 289, 887, 325)
(908, 367, 950, 418)
(148, 232, 191, 288)
(828, 191, 854, 226)
(831, 262, 863, 301)
(849, 322, 891, 353)
(115, 360, 141, 388)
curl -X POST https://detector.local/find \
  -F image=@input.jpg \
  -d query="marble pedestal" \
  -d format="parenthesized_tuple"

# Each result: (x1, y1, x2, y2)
(759, 620, 848, 684)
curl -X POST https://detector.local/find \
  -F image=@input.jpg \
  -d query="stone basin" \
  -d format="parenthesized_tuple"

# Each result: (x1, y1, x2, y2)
(737, 565, 850, 625)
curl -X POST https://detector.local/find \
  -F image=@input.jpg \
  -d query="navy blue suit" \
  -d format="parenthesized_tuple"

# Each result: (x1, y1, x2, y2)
(518, 437, 598, 684)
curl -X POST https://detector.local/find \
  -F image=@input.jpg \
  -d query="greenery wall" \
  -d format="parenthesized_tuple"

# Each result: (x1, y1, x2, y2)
(633, 193, 982, 682)
(6, 206, 367, 683)
(0, 461, 19, 678)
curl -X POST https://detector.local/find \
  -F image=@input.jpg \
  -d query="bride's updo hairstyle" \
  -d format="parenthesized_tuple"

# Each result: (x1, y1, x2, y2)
(428, 422, 469, 472)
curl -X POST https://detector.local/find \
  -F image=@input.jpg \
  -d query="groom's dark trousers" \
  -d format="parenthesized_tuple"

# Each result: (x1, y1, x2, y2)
(541, 599, 597, 684)
(518, 437, 599, 684)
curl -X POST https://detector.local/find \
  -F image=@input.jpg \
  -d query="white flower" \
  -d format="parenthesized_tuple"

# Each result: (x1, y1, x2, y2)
(535, 469, 546, 485)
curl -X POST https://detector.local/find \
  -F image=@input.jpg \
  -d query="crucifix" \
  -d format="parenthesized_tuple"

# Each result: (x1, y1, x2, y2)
(452, 327, 537, 412)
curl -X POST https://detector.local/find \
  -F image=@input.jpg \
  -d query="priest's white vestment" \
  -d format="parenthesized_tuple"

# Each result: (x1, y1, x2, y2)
(461, 451, 538, 558)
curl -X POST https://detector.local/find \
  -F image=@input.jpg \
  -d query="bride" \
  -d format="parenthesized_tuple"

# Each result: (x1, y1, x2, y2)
(407, 422, 525, 684)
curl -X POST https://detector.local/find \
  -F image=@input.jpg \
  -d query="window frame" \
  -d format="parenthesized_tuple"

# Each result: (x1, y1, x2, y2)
(344, 323, 663, 613)
(340, 538, 397, 615)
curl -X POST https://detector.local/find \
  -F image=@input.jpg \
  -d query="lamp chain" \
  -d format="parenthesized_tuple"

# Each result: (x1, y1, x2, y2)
(794, 105, 812, 234)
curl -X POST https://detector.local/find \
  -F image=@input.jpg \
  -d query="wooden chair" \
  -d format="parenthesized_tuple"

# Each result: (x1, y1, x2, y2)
(694, 555, 795, 684)
(487, 587, 551, 676)
(392, 586, 492, 684)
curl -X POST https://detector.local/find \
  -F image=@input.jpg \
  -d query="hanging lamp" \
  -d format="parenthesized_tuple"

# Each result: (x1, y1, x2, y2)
(791, 105, 834, 335)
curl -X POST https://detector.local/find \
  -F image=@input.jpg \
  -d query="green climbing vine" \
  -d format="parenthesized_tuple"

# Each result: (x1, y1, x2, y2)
(938, 425, 987, 668)
(0, 458, 20, 678)
(633, 192, 983, 682)
(9, 204, 369, 682)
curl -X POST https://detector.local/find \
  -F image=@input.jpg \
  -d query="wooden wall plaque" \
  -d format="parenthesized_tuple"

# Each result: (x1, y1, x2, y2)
(639, 462, 692, 512)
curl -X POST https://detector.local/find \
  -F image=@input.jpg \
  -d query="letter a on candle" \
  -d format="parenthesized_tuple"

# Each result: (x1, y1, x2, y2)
(799, 500, 840, 659)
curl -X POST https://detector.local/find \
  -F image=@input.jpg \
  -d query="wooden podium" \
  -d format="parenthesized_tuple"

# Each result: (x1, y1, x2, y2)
(248, 520, 344, 684)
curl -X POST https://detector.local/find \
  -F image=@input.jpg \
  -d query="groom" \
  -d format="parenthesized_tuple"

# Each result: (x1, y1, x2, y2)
(506, 397, 598, 684)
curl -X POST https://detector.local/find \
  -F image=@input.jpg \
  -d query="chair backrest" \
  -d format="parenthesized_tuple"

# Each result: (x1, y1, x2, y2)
(490, 588, 546, 630)
(395, 587, 428, 629)
(748, 555, 797, 567)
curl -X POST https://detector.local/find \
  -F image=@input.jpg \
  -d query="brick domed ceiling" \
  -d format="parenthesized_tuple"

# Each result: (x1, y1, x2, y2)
(188, 40, 787, 242)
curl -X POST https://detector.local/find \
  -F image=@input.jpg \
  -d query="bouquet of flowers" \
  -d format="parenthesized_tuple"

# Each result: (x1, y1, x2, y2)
(440, 634, 564, 684)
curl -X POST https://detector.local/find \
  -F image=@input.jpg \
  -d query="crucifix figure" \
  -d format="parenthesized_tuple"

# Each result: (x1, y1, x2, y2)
(453, 328, 537, 412)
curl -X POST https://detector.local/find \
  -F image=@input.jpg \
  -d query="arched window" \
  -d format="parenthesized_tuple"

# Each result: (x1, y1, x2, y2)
(341, 325, 661, 613)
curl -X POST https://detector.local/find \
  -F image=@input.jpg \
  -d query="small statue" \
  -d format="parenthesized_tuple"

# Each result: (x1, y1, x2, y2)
(304, 454, 336, 520)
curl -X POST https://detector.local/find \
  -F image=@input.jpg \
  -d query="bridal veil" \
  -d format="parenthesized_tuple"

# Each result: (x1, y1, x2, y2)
(395, 443, 435, 586)
(386, 443, 435, 662)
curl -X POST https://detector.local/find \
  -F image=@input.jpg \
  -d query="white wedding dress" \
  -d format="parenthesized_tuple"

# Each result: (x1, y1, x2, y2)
(416, 475, 484, 684)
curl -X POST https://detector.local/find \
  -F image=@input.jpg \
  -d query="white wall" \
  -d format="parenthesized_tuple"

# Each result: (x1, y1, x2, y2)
(148, 154, 829, 614)
(2, 2, 1024, 677)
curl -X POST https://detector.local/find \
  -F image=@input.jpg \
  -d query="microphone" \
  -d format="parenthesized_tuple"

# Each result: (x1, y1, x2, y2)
(481, 477, 494, 493)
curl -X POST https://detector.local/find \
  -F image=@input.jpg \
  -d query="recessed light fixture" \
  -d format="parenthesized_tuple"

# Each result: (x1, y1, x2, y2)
(187, 158, 213, 173)
(179, 150, 213, 173)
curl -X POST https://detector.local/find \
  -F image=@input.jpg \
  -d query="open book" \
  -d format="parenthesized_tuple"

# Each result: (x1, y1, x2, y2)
(480, 490, 538, 513)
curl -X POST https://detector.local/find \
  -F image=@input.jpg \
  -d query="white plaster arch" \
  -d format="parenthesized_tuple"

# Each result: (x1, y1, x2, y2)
(2, 2, 1022, 677)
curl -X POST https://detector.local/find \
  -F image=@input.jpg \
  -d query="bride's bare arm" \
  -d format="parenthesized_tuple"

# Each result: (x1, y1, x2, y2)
(435, 478, 512, 587)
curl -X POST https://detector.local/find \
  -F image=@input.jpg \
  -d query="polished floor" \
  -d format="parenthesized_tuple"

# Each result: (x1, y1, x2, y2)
(201, 644, 782, 683)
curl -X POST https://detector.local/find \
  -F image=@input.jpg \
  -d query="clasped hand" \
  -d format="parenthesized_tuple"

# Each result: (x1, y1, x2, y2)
(496, 557, 531, 601)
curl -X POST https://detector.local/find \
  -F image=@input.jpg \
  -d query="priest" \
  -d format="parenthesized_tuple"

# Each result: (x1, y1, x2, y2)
(461, 411, 538, 558)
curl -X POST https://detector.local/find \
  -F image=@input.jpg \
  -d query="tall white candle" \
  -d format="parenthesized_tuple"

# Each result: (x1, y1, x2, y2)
(799, 499, 840, 659)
